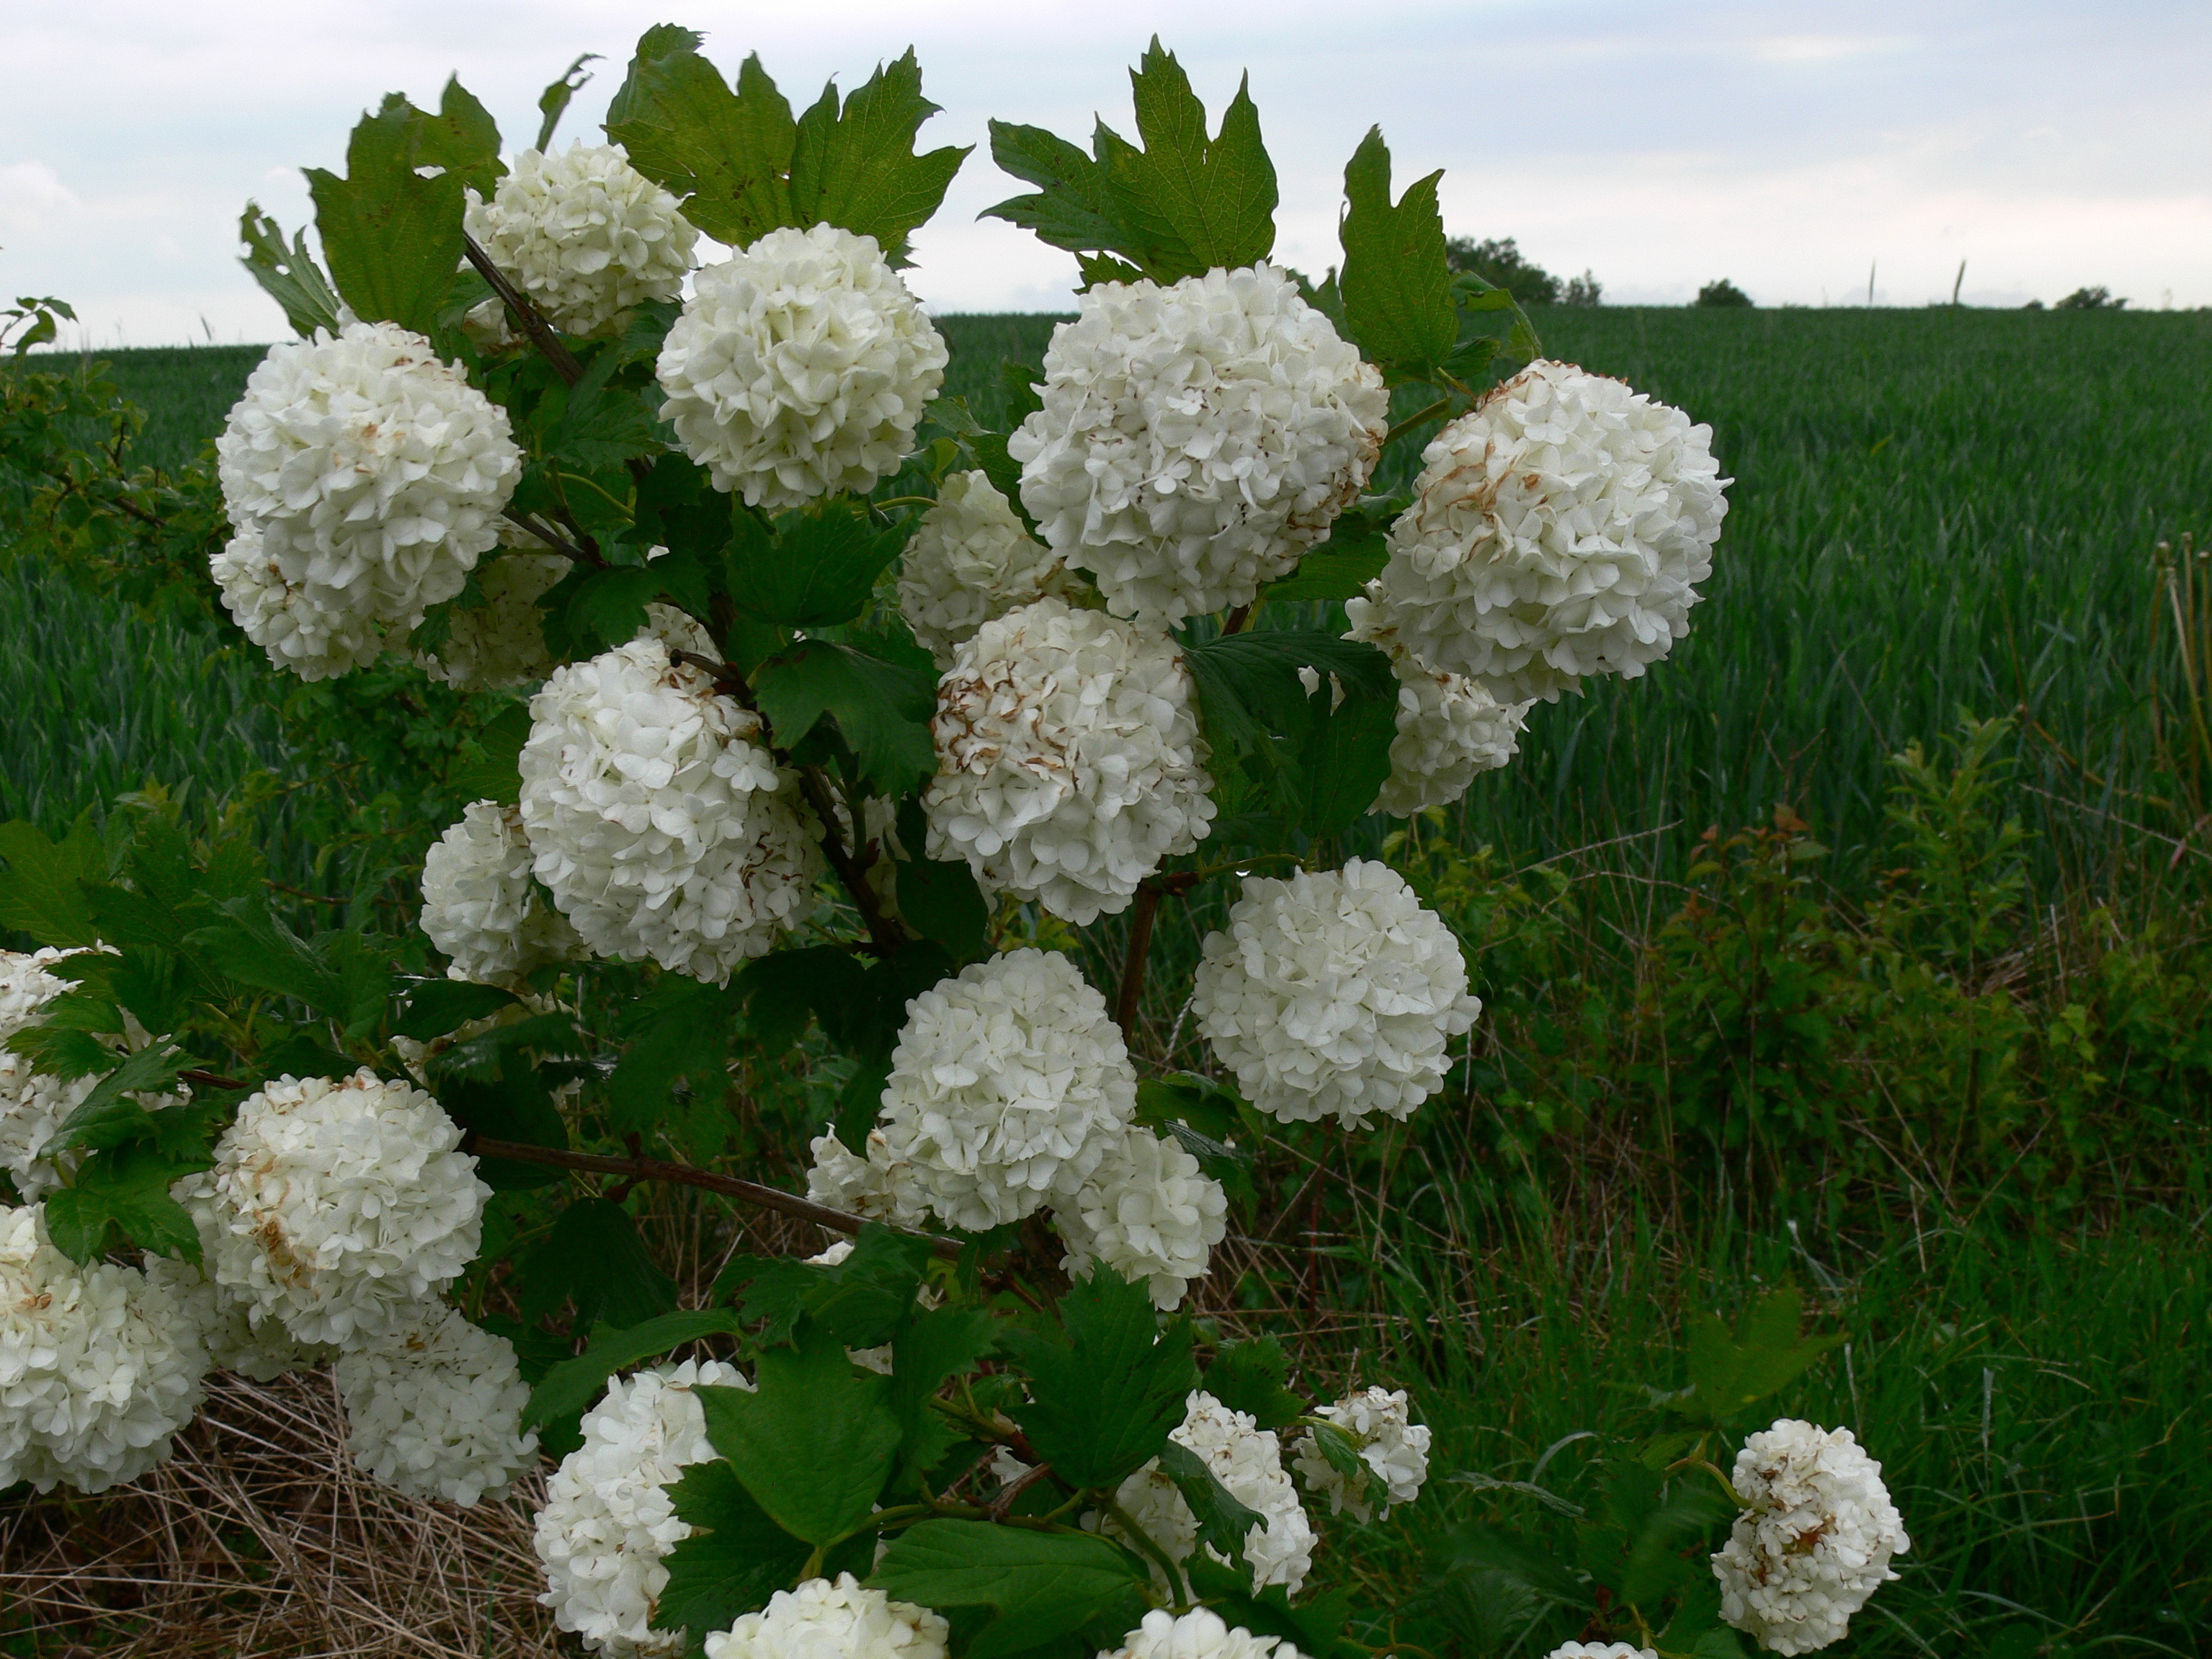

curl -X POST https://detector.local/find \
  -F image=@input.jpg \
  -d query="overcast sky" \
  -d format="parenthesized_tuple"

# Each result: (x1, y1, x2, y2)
(4, 1, 2207, 347)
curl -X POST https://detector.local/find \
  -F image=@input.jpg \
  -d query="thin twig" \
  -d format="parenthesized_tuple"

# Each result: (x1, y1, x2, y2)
(461, 233, 581, 386)
(795, 768, 912, 959)
(463, 1134, 963, 1258)
(500, 508, 603, 568)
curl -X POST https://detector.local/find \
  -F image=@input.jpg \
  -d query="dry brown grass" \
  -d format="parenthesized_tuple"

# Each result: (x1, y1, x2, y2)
(0, 1366, 560, 1657)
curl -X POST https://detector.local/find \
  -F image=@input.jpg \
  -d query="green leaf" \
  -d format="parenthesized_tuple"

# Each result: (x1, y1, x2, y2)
(524, 1307, 748, 1431)
(307, 81, 501, 336)
(443, 703, 535, 809)
(535, 53, 600, 152)
(871, 1521, 1148, 1659)
(238, 204, 345, 339)
(1203, 1338, 1305, 1432)
(43, 1142, 205, 1265)
(521, 1198, 681, 1331)
(787, 50, 973, 264)
(728, 502, 906, 629)
(607, 974, 741, 1134)
(753, 639, 935, 795)
(392, 978, 518, 1042)
(434, 1064, 571, 1190)
(1681, 1287, 1845, 1426)
(1426, 1522, 1587, 1606)
(713, 1254, 823, 1345)
(803, 1224, 936, 1349)
(40, 1041, 196, 1157)
(698, 1325, 901, 1544)
(1133, 1073, 1244, 1145)
(889, 1307, 1000, 1472)
(894, 853, 991, 963)
(735, 945, 870, 1054)
(548, 349, 665, 470)
(1336, 128, 1456, 375)
(0, 814, 106, 946)
(1181, 630, 1397, 835)
(1260, 539, 1389, 605)
(1156, 1439, 1262, 1568)
(1008, 1263, 1199, 1489)
(187, 901, 391, 1033)
(655, 1459, 812, 1639)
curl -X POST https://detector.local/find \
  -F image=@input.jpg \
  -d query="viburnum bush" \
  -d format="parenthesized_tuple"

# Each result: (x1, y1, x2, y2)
(0, 27, 1909, 1658)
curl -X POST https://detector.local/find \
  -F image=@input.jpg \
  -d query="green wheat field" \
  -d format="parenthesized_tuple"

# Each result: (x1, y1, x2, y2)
(5, 309, 2209, 1652)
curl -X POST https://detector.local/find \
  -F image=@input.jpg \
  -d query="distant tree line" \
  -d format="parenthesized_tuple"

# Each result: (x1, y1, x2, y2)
(1444, 236, 1602, 306)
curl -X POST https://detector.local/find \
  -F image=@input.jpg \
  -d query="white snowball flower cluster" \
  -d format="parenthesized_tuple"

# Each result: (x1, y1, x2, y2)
(214, 321, 522, 680)
(1362, 360, 1729, 704)
(896, 471, 1087, 668)
(1347, 588, 1530, 815)
(1, 947, 99, 1199)
(804, 1129, 930, 1228)
(1055, 1126, 1226, 1310)
(1713, 1420, 1910, 1654)
(465, 143, 698, 338)
(657, 225, 947, 510)
(1109, 1390, 1316, 1596)
(1010, 264, 1388, 627)
(1192, 860, 1480, 1128)
(703, 1573, 949, 1659)
(141, 1253, 329, 1382)
(333, 1301, 537, 1505)
(0, 1203, 210, 1494)
(1290, 1386, 1431, 1521)
(535, 1358, 752, 1657)
(1105, 1608, 1306, 1659)
(422, 799, 585, 987)
(177, 1069, 489, 1345)
(924, 597, 1214, 925)
(519, 637, 823, 983)
(417, 550, 566, 690)
(1543, 1646, 1658, 1659)
(876, 950, 1138, 1232)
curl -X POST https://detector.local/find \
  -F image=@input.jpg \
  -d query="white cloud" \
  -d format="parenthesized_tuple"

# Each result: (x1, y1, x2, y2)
(1748, 34, 1917, 64)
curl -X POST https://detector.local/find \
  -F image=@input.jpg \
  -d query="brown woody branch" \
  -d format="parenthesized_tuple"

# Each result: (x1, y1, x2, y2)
(502, 508, 604, 568)
(464, 1134, 963, 1259)
(1115, 872, 1201, 1044)
(462, 233, 582, 386)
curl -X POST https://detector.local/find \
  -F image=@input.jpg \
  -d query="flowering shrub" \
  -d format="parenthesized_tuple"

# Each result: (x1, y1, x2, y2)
(0, 26, 1909, 1659)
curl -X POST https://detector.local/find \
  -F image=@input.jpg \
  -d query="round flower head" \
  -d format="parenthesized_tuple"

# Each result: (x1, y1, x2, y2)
(896, 471, 1088, 668)
(1192, 860, 1480, 1128)
(657, 225, 947, 510)
(1363, 360, 1729, 703)
(1107, 1390, 1316, 1596)
(535, 1358, 753, 1656)
(214, 321, 522, 675)
(212, 518, 396, 681)
(1713, 1420, 1909, 1654)
(177, 1069, 489, 1346)
(421, 799, 585, 987)
(805, 1129, 931, 1228)
(924, 597, 1214, 925)
(1290, 1386, 1431, 1521)
(1055, 1126, 1227, 1310)
(465, 143, 699, 337)
(876, 949, 1138, 1232)
(334, 1302, 538, 1506)
(417, 549, 566, 690)
(141, 1252, 329, 1382)
(0, 1204, 210, 1494)
(703, 1573, 949, 1659)
(519, 637, 824, 983)
(1009, 264, 1387, 627)
(1105, 1609, 1306, 1659)
(1543, 1647, 1658, 1659)
(1347, 587, 1530, 814)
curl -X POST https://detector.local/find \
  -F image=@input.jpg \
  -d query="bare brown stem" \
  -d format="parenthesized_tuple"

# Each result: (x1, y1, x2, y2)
(501, 508, 604, 568)
(1114, 873, 1200, 1045)
(462, 233, 581, 386)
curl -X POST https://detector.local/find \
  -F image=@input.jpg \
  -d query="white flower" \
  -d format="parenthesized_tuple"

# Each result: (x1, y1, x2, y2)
(1362, 360, 1729, 703)
(1347, 588, 1530, 814)
(214, 321, 522, 677)
(1009, 264, 1387, 627)
(896, 471, 1087, 669)
(1192, 860, 1479, 1128)
(334, 1301, 537, 1505)
(519, 637, 824, 983)
(1105, 1608, 1306, 1659)
(657, 225, 947, 510)
(804, 1129, 931, 1228)
(1290, 1386, 1431, 1521)
(417, 549, 566, 690)
(1713, 1420, 1909, 1654)
(421, 799, 585, 987)
(1054, 1126, 1226, 1311)
(703, 1573, 948, 1659)
(876, 949, 1138, 1232)
(465, 143, 698, 338)
(141, 1252, 329, 1382)
(1, 949, 189, 1201)
(0, 1204, 210, 1494)
(176, 1069, 489, 1346)
(1106, 1390, 1316, 1596)
(924, 597, 1213, 925)
(1543, 1646, 1658, 1659)
(212, 518, 395, 681)
(536, 1358, 752, 1657)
